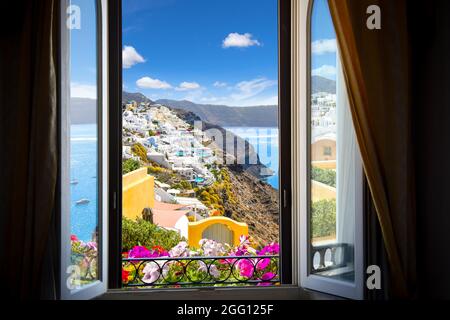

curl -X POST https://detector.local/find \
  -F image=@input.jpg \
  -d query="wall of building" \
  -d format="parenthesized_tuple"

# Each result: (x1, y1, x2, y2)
(175, 216, 189, 239)
(122, 168, 155, 220)
(311, 139, 336, 161)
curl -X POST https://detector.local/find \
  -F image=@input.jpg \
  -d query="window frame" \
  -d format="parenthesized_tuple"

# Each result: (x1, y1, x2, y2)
(295, 0, 364, 300)
(54, 0, 367, 300)
(59, 0, 109, 300)
(107, 0, 296, 293)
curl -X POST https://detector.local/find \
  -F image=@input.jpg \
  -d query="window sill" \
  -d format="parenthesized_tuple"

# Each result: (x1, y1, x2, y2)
(97, 286, 342, 300)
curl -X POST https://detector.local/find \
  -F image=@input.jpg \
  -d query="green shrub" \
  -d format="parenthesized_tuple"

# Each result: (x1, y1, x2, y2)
(311, 199, 336, 239)
(148, 165, 164, 174)
(122, 218, 185, 252)
(311, 166, 336, 188)
(122, 159, 141, 175)
(173, 180, 192, 190)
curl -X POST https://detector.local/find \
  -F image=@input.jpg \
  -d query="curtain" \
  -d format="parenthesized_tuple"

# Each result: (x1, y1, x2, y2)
(0, 0, 59, 299)
(328, 0, 416, 298)
(365, 179, 391, 300)
(336, 48, 358, 250)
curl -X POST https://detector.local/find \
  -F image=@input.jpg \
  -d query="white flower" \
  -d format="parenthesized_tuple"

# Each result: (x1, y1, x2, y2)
(197, 263, 221, 279)
(142, 263, 160, 284)
(200, 239, 227, 257)
(239, 235, 250, 247)
(169, 241, 189, 257)
(209, 265, 221, 279)
(142, 261, 169, 284)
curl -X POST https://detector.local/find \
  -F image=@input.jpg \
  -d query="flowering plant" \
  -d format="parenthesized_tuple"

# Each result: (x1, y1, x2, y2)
(70, 235, 98, 282)
(121, 237, 279, 288)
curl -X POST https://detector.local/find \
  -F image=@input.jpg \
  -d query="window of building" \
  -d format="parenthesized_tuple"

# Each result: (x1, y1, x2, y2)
(323, 146, 332, 156)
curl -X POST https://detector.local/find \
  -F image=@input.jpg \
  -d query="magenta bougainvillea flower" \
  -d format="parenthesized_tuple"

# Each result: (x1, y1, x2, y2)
(258, 243, 280, 256)
(128, 246, 152, 258)
(257, 258, 271, 270)
(71, 235, 79, 242)
(261, 272, 275, 281)
(238, 259, 254, 278)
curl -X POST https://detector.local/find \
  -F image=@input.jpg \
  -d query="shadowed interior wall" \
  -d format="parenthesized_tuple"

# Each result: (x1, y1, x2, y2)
(410, 0, 450, 299)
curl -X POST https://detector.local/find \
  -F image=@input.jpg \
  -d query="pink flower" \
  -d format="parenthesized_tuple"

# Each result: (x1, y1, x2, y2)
(257, 272, 276, 286)
(71, 235, 79, 242)
(258, 243, 280, 255)
(257, 258, 270, 270)
(238, 259, 254, 278)
(261, 272, 276, 281)
(128, 246, 152, 259)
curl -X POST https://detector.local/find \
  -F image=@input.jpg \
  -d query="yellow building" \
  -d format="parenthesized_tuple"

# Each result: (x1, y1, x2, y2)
(311, 137, 336, 162)
(188, 217, 248, 248)
(122, 168, 155, 220)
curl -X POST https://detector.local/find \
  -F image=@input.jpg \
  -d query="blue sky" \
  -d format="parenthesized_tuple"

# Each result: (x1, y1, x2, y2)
(70, 0, 337, 104)
(311, 0, 337, 81)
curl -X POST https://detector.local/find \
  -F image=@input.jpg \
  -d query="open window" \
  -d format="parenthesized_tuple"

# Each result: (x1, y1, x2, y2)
(60, 0, 109, 300)
(297, 0, 364, 299)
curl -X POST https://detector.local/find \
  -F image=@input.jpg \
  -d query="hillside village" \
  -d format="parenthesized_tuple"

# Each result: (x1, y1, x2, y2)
(121, 100, 280, 248)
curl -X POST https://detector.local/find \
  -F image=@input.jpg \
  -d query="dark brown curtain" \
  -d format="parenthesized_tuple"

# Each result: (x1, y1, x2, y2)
(0, 0, 59, 299)
(328, 0, 416, 298)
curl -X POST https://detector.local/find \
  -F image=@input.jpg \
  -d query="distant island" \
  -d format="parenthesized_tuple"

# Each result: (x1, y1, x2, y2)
(154, 99, 278, 127)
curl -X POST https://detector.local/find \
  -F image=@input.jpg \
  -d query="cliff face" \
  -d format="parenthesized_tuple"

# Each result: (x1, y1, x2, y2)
(164, 105, 280, 248)
(225, 167, 279, 248)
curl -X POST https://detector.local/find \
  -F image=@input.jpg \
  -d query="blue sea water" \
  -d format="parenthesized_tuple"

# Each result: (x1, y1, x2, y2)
(225, 127, 279, 190)
(70, 124, 98, 242)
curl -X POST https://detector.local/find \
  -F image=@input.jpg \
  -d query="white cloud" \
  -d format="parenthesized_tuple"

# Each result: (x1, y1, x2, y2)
(312, 65, 337, 79)
(176, 82, 201, 91)
(231, 78, 277, 101)
(71, 83, 97, 99)
(312, 39, 337, 55)
(123, 46, 146, 69)
(213, 81, 228, 88)
(136, 77, 172, 89)
(189, 78, 277, 106)
(222, 33, 261, 48)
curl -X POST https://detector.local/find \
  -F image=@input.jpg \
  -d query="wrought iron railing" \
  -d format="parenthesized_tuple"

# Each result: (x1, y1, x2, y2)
(122, 255, 279, 288)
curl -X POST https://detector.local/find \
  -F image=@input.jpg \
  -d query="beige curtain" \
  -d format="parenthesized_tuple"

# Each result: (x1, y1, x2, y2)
(328, 0, 416, 298)
(0, 0, 58, 299)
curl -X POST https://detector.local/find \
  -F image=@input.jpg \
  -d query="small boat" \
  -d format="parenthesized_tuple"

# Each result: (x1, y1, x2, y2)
(76, 199, 90, 205)
(70, 180, 79, 185)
